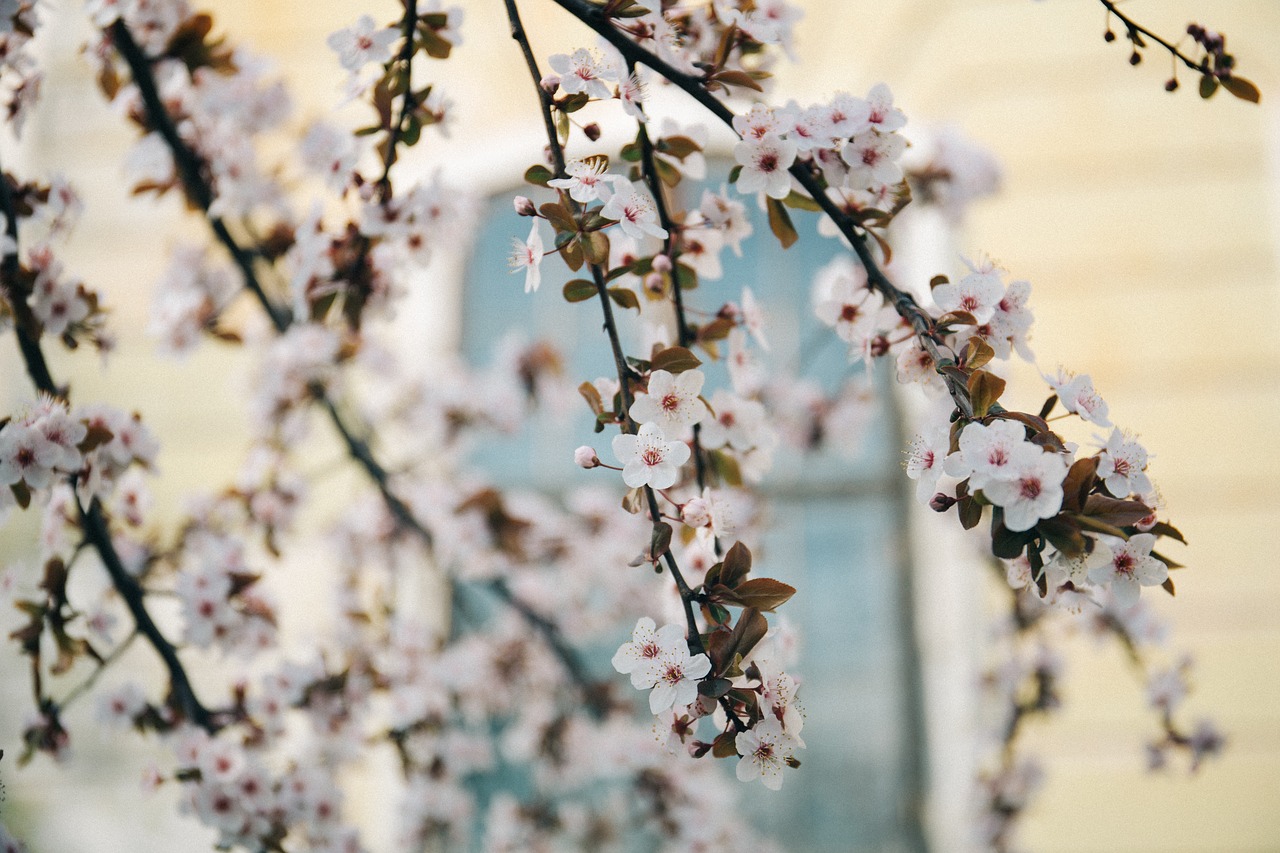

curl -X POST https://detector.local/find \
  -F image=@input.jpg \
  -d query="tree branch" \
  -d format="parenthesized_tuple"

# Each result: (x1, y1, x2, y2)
(108, 16, 599, 702)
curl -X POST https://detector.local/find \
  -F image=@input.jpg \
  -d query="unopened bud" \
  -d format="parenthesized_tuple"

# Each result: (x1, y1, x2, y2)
(928, 493, 957, 513)
(574, 446, 599, 469)
(1103, 29, 1116, 43)
(540, 74, 561, 94)
(682, 497, 710, 528)
(689, 740, 712, 759)
(652, 254, 673, 274)
(1165, 77, 1179, 92)
(583, 122, 602, 142)
(1129, 50, 1142, 66)
(513, 195, 536, 216)
(644, 272, 664, 294)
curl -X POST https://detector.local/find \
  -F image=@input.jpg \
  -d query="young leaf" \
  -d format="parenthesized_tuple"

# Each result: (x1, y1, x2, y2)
(1220, 75, 1260, 103)
(730, 578, 796, 612)
(563, 279, 598, 303)
(650, 345, 702, 373)
(765, 196, 799, 249)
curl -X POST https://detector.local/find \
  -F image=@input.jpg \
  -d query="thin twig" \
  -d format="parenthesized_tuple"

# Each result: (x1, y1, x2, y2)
(0, 159, 216, 732)
(109, 17, 598, 699)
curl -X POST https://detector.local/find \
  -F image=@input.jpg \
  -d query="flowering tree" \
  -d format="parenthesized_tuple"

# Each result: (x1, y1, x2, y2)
(0, 1, 1255, 851)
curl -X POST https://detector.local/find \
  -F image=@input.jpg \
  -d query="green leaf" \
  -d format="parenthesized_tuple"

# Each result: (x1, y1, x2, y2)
(524, 164, 554, 187)
(962, 337, 996, 371)
(561, 238, 584, 272)
(674, 263, 698, 291)
(650, 522, 673, 561)
(780, 190, 821, 212)
(608, 286, 640, 311)
(539, 202, 577, 234)
(563, 279, 598, 303)
(1220, 75, 1260, 104)
(582, 230, 610, 265)
(650, 345, 702, 373)
(765, 196, 799, 249)
(708, 448, 743, 487)
(698, 676, 733, 698)
(655, 135, 700, 161)
(558, 92, 590, 113)
(1199, 74, 1219, 99)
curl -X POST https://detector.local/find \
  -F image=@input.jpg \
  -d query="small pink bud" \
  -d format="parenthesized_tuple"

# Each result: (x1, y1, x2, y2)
(643, 272, 664, 294)
(574, 446, 599, 468)
(682, 497, 710, 528)
(928, 493, 956, 512)
(513, 195, 536, 216)
(652, 254, 673, 273)
(540, 74, 561, 94)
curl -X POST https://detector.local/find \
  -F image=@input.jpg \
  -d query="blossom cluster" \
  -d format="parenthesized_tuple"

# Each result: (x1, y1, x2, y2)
(0, 0, 1237, 850)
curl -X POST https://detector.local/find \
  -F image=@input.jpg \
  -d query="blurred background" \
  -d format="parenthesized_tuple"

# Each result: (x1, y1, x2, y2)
(1, 1, 1278, 851)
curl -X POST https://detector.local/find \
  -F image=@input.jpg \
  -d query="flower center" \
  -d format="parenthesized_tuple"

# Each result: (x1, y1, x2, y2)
(1019, 477, 1042, 500)
(641, 447, 664, 467)
(660, 394, 680, 412)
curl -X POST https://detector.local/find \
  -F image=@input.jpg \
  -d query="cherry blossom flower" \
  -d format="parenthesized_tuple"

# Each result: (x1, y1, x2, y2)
(841, 131, 906, 189)
(548, 48, 615, 100)
(628, 368, 706, 438)
(0, 423, 60, 489)
(641, 642, 711, 714)
(826, 90, 872, 137)
(735, 718, 797, 790)
(508, 220, 545, 293)
(904, 426, 951, 503)
(1047, 369, 1111, 427)
(699, 389, 767, 451)
(601, 181, 668, 241)
(611, 423, 690, 489)
(548, 157, 610, 203)
(612, 616, 686, 687)
(1047, 537, 1114, 586)
(740, 286, 769, 350)
(733, 135, 797, 199)
(326, 15, 399, 73)
(95, 682, 147, 729)
(1096, 428, 1152, 498)
(1087, 533, 1168, 608)
(933, 267, 1006, 326)
(865, 82, 907, 132)
(981, 445, 1069, 532)
(944, 419, 1031, 489)
(698, 190, 752, 262)
(573, 446, 598, 468)
(732, 103, 784, 141)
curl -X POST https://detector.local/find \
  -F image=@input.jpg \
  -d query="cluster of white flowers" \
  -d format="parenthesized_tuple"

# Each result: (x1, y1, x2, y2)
(732, 83, 907, 203)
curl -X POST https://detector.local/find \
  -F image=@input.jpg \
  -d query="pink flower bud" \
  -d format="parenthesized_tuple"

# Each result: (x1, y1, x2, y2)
(682, 497, 710, 528)
(928, 493, 956, 512)
(652, 254, 673, 273)
(513, 195, 536, 216)
(574, 445, 599, 468)
(540, 74, 561, 94)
